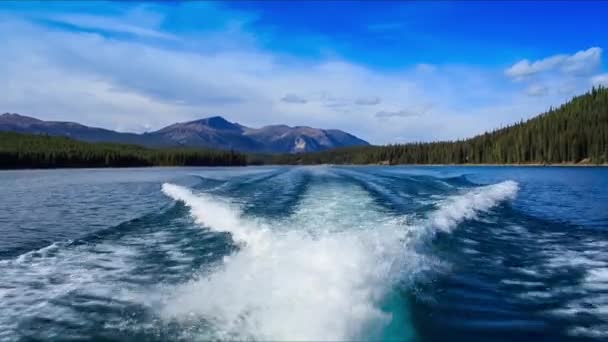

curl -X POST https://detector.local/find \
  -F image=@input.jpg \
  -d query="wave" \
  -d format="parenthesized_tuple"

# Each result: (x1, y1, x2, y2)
(0, 198, 215, 340)
(162, 183, 270, 248)
(428, 180, 519, 232)
(159, 179, 519, 341)
(161, 182, 403, 340)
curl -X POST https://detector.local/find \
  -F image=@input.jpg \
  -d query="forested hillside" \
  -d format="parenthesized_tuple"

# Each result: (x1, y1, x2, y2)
(2, 87, 606, 168)
(269, 87, 608, 165)
(0, 132, 246, 169)
(0, 114, 369, 154)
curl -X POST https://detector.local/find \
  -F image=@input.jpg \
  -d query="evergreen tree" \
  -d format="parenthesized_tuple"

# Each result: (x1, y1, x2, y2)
(266, 87, 608, 166)
(0, 132, 247, 169)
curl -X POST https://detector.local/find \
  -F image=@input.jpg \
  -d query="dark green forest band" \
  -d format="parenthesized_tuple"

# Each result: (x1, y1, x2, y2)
(1, 87, 607, 168)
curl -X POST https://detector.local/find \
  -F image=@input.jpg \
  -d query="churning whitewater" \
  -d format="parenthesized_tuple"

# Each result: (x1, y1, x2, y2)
(3, 166, 606, 342)
(159, 171, 519, 341)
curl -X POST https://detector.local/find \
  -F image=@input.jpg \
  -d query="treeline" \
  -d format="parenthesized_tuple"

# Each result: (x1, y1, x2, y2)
(2, 87, 607, 168)
(0, 132, 246, 169)
(268, 87, 608, 165)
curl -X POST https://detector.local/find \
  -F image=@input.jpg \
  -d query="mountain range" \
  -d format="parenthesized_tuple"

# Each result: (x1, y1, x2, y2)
(0, 113, 369, 153)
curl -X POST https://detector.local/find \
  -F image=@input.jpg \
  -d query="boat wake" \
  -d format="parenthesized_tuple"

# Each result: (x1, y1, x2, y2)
(159, 178, 519, 341)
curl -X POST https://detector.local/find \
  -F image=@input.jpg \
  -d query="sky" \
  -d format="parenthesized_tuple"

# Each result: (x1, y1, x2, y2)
(1, 0, 608, 144)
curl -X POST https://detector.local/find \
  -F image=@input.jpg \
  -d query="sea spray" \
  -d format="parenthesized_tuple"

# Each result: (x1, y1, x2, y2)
(429, 180, 519, 232)
(161, 182, 400, 340)
(160, 179, 519, 340)
(162, 183, 271, 253)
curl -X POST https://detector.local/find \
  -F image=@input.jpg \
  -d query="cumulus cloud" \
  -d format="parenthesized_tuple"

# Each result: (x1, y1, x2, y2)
(0, 5, 602, 144)
(281, 94, 308, 104)
(505, 47, 602, 80)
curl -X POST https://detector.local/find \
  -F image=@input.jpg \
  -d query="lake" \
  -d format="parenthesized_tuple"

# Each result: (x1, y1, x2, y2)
(1, 166, 607, 341)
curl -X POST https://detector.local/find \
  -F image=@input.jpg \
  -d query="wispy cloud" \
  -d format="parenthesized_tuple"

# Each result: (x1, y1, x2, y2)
(375, 109, 420, 118)
(505, 47, 602, 80)
(281, 94, 308, 104)
(355, 97, 381, 106)
(0, 3, 603, 144)
(525, 84, 548, 97)
(375, 104, 432, 119)
(47, 13, 178, 40)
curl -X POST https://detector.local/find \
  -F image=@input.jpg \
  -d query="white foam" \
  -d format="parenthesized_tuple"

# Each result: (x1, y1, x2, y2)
(0, 217, 205, 339)
(462, 247, 480, 255)
(516, 235, 608, 338)
(160, 180, 518, 341)
(511, 266, 541, 277)
(501, 279, 545, 287)
(161, 183, 406, 340)
(546, 249, 608, 269)
(569, 325, 608, 339)
(585, 268, 608, 290)
(428, 181, 518, 232)
(0, 242, 140, 339)
(162, 183, 270, 251)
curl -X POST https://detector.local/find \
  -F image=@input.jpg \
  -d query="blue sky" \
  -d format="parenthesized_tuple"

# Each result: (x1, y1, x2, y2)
(1, 1, 607, 143)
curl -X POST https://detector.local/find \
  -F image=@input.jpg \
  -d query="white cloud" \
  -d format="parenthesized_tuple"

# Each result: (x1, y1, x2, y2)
(591, 73, 608, 87)
(0, 11, 602, 144)
(48, 13, 178, 40)
(375, 104, 432, 119)
(505, 47, 602, 80)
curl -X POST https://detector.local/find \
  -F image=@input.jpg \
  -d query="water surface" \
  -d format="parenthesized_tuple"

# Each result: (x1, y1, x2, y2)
(1, 166, 607, 341)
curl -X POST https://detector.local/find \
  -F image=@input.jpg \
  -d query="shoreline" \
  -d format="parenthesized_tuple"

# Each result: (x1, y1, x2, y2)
(378, 163, 608, 167)
(1, 163, 607, 171)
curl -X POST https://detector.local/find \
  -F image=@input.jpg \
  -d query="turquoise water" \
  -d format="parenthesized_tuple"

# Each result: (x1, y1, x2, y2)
(0, 166, 607, 341)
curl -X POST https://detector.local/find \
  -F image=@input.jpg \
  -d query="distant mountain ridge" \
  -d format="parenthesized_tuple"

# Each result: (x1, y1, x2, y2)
(270, 87, 608, 165)
(0, 113, 369, 153)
